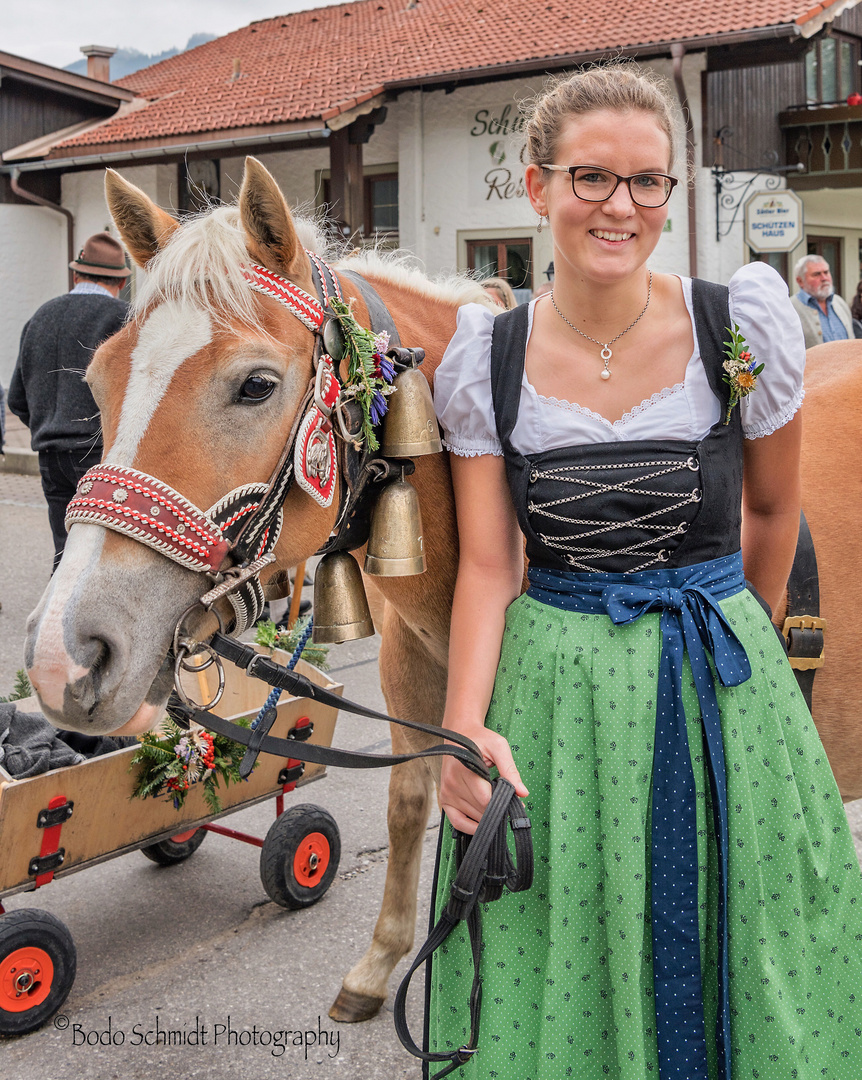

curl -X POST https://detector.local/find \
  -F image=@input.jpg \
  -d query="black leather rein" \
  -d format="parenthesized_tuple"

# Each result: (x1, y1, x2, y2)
(166, 631, 534, 1079)
(168, 632, 490, 779)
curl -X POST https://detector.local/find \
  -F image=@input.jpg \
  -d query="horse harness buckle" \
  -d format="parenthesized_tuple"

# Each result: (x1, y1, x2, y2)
(781, 615, 827, 671)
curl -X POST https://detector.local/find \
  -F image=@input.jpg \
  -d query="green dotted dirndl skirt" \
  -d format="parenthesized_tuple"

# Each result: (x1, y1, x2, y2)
(428, 588, 862, 1080)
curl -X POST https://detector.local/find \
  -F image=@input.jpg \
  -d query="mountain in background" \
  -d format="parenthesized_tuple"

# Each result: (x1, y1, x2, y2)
(64, 33, 216, 80)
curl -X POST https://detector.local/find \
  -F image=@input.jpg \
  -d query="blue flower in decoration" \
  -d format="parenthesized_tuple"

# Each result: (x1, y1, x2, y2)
(375, 352, 396, 383)
(370, 390, 389, 426)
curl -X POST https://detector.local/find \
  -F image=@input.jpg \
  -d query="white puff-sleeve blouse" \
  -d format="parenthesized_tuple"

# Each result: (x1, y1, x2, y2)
(434, 262, 805, 457)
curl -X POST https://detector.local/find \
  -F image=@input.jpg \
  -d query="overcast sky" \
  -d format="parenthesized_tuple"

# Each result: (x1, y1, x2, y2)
(4, 0, 346, 70)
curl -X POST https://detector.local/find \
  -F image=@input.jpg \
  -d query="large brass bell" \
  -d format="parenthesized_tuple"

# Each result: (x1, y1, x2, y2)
(380, 365, 443, 458)
(312, 551, 374, 643)
(364, 476, 426, 577)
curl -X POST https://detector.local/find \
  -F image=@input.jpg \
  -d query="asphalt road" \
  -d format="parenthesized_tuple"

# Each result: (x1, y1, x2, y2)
(0, 471, 435, 1080)
(2, 471, 862, 1080)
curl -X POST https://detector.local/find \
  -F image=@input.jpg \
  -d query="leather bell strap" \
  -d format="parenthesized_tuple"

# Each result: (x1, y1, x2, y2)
(527, 551, 750, 1080)
(65, 465, 282, 575)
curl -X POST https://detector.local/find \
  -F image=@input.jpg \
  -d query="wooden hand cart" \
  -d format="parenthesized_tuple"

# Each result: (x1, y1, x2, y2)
(0, 650, 342, 1036)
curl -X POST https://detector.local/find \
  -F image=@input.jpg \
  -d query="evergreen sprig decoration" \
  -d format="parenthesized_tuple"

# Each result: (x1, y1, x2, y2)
(722, 323, 764, 425)
(130, 717, 253, 813)
(327, 296, 395, 451)
(254, 616, 330, 670)
(0, 669, 33, 703)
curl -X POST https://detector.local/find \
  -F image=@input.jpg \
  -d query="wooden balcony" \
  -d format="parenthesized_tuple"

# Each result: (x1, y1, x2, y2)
(780, 103, 862, 189)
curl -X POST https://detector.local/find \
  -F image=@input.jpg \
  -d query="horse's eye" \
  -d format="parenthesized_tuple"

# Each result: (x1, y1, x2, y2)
(240, 374, 276, 402)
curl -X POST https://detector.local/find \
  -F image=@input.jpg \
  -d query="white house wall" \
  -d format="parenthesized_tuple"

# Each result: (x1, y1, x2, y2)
(222, 147, 330, 215)
(0, 205, 67, 387)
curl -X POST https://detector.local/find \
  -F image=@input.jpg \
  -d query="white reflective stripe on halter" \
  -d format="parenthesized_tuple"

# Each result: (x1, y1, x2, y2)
(241, 262, 325, 332)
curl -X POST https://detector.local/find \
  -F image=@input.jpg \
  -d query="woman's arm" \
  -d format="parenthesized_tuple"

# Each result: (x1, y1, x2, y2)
(440, 452, 528, 834)
(741, 410, 802, 615)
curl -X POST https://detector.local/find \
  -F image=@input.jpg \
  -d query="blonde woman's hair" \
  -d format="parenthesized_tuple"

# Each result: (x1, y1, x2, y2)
(482, 276, 518, 310)
(524, 62, 679, 173)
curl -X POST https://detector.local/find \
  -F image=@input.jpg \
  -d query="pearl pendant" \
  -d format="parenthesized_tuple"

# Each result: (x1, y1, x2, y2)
(600, 369, 611, 380)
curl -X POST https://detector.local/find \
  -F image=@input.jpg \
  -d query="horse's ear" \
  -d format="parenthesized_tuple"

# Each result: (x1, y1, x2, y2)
(105, 169, 179, 269)
(239, 157, 308, 282)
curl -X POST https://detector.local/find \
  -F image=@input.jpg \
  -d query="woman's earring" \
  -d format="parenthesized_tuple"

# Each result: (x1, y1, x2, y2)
(537, 215, 546, 234)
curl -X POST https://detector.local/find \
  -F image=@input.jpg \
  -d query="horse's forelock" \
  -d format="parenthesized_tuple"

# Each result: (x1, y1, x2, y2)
(131, 206, 333, 330)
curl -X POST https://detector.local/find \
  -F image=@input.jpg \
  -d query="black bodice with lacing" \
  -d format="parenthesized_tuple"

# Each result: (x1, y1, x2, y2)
(489, 280, 743, 574)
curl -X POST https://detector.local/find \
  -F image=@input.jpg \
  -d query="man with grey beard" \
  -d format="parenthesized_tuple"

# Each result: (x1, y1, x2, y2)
(790, 254, 853, 348)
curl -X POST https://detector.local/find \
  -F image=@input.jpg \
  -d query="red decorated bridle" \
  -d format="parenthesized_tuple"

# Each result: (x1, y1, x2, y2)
(65, 253, 351, 641)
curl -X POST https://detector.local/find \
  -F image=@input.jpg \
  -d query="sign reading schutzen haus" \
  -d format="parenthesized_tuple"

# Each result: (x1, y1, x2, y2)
(744, 189, 804, 254)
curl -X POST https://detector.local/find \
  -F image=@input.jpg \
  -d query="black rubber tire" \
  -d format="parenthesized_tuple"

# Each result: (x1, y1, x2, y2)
(260, 804, 340, 909)
(0, 909, 77, 1036)
(140, 827, 207, 866)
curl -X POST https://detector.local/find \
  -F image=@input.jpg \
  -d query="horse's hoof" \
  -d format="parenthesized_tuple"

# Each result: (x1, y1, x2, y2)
(329, 986, 385, 1023)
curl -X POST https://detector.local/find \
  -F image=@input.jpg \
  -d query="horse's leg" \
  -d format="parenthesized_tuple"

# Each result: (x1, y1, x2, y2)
(330, 606, 445, 1022)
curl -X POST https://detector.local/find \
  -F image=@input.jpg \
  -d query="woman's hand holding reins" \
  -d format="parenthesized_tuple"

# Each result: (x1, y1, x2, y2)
(440, 453, 528, 833)
(440, 724, 528, 835)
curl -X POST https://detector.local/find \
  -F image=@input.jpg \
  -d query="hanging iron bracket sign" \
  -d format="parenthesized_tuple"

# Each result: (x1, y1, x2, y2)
(712, 127, 805, 244)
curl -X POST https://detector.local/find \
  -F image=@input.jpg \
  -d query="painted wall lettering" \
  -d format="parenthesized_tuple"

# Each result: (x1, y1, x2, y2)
(484, 167, 526, 200)
(471, 104, 527, 137)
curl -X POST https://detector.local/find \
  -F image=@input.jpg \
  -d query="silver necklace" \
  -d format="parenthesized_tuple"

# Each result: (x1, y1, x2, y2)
(551, 271, 653, 380)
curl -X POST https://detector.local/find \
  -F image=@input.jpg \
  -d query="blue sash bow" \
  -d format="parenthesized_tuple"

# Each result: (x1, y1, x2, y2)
(528, 551, 751, 1080)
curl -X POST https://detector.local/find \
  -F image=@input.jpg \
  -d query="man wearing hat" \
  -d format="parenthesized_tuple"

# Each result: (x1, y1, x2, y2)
(8, 232, 130, 570)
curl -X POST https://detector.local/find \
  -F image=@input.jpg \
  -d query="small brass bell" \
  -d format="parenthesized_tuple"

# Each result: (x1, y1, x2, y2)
(312, 551, 375, 643)
(380, 366, 443, 458)
(364, 476, 426, 577)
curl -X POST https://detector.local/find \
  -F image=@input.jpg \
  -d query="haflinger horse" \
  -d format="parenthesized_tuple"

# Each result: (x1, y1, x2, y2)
(23, 156, 488, 1023)
(21, 155, 862, 1027)
(782, 338, 862, 803)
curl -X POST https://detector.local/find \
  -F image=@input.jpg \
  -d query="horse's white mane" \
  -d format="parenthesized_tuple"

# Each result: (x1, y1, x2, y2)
(132, 206, 489, 325)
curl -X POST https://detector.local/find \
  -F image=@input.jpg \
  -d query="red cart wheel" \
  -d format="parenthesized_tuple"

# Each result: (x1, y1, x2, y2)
(141, 827, 207, 866)
(0, 910, 76, 1036)
(260, 805, 340, 909)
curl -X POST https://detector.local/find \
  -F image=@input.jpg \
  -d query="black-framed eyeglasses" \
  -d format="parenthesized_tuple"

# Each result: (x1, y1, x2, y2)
(540, 165, 678, 207)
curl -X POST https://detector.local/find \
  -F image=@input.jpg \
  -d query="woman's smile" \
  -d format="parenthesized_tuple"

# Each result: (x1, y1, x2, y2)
(589, 229, 635, 243)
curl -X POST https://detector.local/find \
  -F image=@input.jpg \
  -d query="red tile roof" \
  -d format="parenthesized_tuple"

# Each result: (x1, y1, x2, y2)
(50, 0, 852, 153)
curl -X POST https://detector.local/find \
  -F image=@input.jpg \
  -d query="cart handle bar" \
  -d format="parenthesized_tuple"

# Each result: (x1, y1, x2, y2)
(167, 632, 491, 781)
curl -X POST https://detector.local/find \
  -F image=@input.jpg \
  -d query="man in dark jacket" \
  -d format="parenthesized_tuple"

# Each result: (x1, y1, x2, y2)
(8, 232, 130, 570)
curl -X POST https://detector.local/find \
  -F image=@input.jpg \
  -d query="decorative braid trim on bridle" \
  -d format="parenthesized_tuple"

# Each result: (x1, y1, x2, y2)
(240, 262, 325, 332)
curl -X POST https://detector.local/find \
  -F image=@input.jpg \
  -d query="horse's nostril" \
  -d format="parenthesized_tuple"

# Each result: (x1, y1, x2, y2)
(68, 636, 110, 713)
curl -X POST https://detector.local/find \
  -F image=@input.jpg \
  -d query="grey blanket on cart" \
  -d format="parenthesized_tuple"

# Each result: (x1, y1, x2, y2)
(0, 703, 137, 778)
(0, 702, 85, 778)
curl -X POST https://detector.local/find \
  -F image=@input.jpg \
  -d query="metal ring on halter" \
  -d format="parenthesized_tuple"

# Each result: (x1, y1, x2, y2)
(173, 643, 226, 711)
(172, 601, 226, 660)
(171, 601, 228, 709)
(332, 392, 363, 449)
(178, 648, 218, 674)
